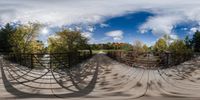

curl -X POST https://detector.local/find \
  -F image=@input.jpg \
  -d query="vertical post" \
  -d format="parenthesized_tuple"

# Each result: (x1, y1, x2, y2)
(11, 54, 13, 62)
(23, 54, 25, 66)
(50, 53, 52, 69)
(166, 52, 169, 68)
(19, 53, 22, 65)
(13, 54, 15, 62)
(31, 54, 34, 69)
(83, 52, 86, 59)
(119, 51, 121, 62)
(77, 52, 80, 63)
(68, 53, 71, 68)
(89, 46, 92, 57)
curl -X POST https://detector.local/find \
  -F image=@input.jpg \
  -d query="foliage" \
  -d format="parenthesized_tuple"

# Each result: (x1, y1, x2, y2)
(184, 35, 193, 49)
(132, 40, 144, 53)
(143, 44, 149, 52)
(90, 42, 132, 51)
(131, 40, 150, 53)
(48, 29, 90, 53)
(121, 43, 133, 51)
(30, 40, 45, 53)
(0, 23, 16, 52)
(163, 34, 175, 46)
(169, 40, 192, 54)
(192, 31, 200, 52)
(168, 40, 193, 64)
(9, 23, 43, 53)
(153, 38, 168, 53)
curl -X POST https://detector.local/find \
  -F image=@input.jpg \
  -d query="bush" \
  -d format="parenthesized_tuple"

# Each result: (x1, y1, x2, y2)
(169, 40, 193, 65)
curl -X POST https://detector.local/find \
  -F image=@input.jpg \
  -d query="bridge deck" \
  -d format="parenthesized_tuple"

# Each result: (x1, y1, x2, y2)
(1, 54, 200, 100)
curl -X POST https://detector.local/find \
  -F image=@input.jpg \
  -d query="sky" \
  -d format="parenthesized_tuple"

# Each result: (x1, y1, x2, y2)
(1, 0, 200, 46)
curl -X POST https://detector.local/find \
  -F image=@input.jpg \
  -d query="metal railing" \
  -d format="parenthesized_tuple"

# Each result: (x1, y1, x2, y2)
(3, 51, 93, 69)
(107, 51, 193, 69)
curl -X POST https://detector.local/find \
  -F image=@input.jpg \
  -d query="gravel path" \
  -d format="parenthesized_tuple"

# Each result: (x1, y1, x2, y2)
(0, 54, 200, 100)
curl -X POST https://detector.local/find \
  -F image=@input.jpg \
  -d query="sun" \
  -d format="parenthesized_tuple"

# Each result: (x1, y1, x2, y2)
(41, 27, 49, 35)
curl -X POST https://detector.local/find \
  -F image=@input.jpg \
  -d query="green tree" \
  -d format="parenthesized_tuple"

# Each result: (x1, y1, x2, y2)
(9, 23, 42, 53)
(153, 38, 168, 52)
(143, 44, 149, 52)
(193, 31, 200, 52)
(48, 29, 90, 53)
(30, 40, 45, 53)
(163, 34, 175, 46)
(121, 43, 132, 51)
(169, 40, 192, 64)
(169, 40, 191, 53)
(107, 42, 113, 50)
(184, 35, 192, 49)
(0, 23, 16, 52)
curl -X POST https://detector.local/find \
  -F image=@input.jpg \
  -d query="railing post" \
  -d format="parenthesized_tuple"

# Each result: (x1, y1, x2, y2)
(68, 53, 71, 68)
(119, 51, 121, 61)
(83, 52, 86, 59)
(19, 53, 22, 65)
(77, 52, 80, 63)
(50, 53, 52, 69)
(11, 54, 13, 62)
(166, 52, 170, 68)
(31, 54, 34, 69)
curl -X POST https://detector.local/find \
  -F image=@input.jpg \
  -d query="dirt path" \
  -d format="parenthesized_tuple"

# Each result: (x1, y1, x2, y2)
(0, 54, 200, 100)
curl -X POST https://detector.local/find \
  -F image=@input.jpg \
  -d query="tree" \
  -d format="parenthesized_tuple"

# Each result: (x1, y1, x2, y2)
(90, 44, 101, 50)
(168, 40, 192, 64)
(132, 40, 144, 53)
(107, 42, 113, 50)
(153, 38, 168, 53)
(169, 40, 191, 53)
(48, 29, 90, 53)
(30, 40, 45, 53)
(120, 43, 132, 51)
(193, 31, 200, 52)
(143, 44, 149, 52)
(184, 35, 192, 49)
(9, 23, 42, 54)
(163, 34, 174, 46)
(0, 23, 16, 52)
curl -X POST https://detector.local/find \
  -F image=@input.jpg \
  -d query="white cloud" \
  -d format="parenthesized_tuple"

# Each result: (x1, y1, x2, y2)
(75, 26, 82, 31)
(139, 15, 183, 36)
(169, 34, 178, 40)
(181, 28, 188, 31)
(0, 0, 140, 26)
(190, 27, 199, 33)
(105, 30, 124, 41)
(188, 26, 200, 35)
(100, 23, 109, 28)
(81, 32, 93, 39)
(87, 26, 95, 32)
(1, 0, 200, 38)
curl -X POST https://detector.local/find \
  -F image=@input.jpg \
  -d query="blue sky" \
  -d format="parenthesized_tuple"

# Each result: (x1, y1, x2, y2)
(90, 12, 157, 45)
(38, 11, 196, 46)
(1, 0, 200, 46)
(38, 12, 158, 46)
(89, 11, 197, 45)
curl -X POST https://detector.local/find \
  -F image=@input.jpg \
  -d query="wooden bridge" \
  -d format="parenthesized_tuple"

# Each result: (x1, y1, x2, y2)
(0, 52, 200, 100)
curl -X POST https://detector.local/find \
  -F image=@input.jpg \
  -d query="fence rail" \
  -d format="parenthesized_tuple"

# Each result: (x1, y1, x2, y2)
(107, 51, 193, 69)
(3, 51, 93, 69)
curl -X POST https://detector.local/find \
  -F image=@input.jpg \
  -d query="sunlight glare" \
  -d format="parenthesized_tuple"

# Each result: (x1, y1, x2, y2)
(41, 27, 49, 35)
